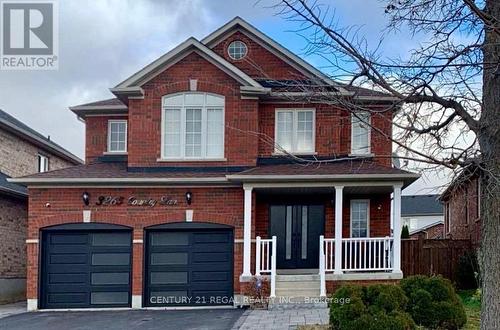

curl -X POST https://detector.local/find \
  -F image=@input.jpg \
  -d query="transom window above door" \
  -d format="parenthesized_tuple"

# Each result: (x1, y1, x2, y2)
(275, 109, 315, 154)
(161, 93, 224, 160)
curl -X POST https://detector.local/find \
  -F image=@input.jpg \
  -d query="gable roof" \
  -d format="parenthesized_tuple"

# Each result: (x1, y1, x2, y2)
(113, 37, 265, 93)
(0, 170, 27, 198)
(0, 109, 82, 165)
(202, 17, 348, 94)
(401, 195, 443, 216)
(69, 98, 128, 118)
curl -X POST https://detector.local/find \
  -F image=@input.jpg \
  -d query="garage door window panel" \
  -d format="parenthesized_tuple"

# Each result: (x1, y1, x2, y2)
(91, 272, 130, 285)
(151, 252, 188, 265)
(91, 292, 129, 305)
(151, 232, 189, 246)
(92, 233, 130, 246)
(150, 272, 188, 285)
(91, 253, 130, 266)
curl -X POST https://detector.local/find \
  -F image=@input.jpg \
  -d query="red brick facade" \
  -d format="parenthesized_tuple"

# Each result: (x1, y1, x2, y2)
(442, 175, 481, 247)
(26, 187, 391, 299)
(23, 18, 411, 307)
(212, 31, 306, 80)
(85, 115, 128, 164)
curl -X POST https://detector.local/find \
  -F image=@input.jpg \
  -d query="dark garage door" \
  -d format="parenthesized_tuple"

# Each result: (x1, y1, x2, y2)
(145, 223, 233, 307)
(41, 225, 132, 309)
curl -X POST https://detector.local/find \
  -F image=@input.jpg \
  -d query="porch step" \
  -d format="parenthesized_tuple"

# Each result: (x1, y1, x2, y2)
(275, 274, 321, 298)
(276, 274, 320, 282)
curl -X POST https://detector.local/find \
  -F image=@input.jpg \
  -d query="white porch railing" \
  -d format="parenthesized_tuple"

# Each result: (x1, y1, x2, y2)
(342, 237, 394, 271)
(255, 236, 276, 297)
(319, 236, 334, 296)
(320, 236, 394, 296)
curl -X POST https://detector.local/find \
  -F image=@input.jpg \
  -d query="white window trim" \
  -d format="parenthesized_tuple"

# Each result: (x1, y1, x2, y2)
(160, 92, 225, 161)
(350, 112, 371, 155)
(107, 120, 128, 153)
(350, 199, 370, 238)
(38, 154, 49, 173)
(274, 108, 316, 154)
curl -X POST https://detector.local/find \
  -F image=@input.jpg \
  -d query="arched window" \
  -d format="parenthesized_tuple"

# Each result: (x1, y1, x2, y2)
(161, 92, 224, 160)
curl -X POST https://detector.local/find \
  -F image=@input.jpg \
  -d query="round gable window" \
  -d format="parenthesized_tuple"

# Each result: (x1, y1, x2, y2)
(228, 40, 247, 60)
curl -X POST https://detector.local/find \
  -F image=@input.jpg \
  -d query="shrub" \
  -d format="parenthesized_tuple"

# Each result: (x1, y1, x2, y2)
(456, 250, 480, 289)
(330, 284, 415, 330)
(401, 225, 410, 239)
(401, 275, 466, 329)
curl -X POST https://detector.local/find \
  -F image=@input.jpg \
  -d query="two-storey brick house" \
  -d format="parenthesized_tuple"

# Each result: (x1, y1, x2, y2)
(0, 109, 82, 303)
(11, 17, 418, 311)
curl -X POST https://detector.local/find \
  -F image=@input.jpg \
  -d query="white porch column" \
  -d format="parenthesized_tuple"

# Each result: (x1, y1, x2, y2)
(242, 185, 253, 277)
(334, 186, 344, 274)
(392, 183, 403, 274)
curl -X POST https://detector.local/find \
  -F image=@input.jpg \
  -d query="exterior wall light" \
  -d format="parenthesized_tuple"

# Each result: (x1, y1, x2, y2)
(185, 191, 192, 205)
(82, 192, 90, 206)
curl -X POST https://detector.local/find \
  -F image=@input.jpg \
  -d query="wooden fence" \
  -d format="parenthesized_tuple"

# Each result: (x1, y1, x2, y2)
(401, 238, 472, 283)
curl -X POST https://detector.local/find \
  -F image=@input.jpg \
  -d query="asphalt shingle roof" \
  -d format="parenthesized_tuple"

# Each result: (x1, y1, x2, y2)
(0, 170, 27, 197)
(13, 159, 415, 181)
(234, 160, 414, 176)
(401, 195, 443, 216)
(72, 98, 125, 108)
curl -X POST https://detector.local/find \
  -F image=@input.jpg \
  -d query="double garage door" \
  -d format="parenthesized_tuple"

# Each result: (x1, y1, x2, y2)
(40, 223, 233, 309)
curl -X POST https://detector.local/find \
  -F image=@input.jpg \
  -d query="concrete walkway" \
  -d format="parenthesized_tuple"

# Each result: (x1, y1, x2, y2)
(0, 301, 26, 319)
(235, 308, 329, 330)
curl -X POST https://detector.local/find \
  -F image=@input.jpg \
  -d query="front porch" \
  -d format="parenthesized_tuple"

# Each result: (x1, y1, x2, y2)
(239, 182, 405, 297)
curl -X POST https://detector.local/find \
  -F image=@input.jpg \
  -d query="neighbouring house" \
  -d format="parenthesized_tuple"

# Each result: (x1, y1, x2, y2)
(401, 195, 444, 239)
(0, 109, 82, 304)
(10, 17, 419, 311)
(440, 166, 481, 247)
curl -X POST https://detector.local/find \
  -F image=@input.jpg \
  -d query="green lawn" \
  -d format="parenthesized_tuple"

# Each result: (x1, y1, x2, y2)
(458, 290, 481, 330)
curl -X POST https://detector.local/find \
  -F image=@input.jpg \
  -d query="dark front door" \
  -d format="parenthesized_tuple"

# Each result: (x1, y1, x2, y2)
(269, 204, 325, 269)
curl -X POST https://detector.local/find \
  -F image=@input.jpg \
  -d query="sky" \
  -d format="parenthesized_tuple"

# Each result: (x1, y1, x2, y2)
(0, 0, 448, 195)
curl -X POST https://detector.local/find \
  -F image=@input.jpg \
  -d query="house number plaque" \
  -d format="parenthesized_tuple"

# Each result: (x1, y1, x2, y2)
(95, 195, 178, 207)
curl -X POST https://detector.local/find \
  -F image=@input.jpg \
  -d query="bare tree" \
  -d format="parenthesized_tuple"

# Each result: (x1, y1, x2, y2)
(266, 0, 499, 328)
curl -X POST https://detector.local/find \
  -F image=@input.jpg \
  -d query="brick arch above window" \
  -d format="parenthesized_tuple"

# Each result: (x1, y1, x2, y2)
(150, 80, 240, 99)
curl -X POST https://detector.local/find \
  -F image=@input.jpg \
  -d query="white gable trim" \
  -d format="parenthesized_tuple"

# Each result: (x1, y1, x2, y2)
(202, 17, 348, 94)
(114, 37, 264, 90)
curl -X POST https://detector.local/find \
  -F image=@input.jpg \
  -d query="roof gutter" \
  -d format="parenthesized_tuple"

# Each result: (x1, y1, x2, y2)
(0, 186, 28, 198)
(226, 173, 420, 181)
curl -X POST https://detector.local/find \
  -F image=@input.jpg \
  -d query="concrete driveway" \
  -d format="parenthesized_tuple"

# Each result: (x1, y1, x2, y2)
(0, 308, 246, 330)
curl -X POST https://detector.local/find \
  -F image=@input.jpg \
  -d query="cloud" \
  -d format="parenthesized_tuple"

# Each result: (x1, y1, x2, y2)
(0, 0, 217, 158)
(0, 0, 441, 194)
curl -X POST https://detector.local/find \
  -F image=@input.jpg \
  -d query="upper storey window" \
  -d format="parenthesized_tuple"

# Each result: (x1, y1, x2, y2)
(107, 120, 127, 153)
(351, 112, 371, 155)
(38, 154, 49, 173)
(228, 40, 247, 60)
(275, 109, 315, 154)
(161, 93, 224, 160)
